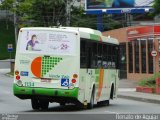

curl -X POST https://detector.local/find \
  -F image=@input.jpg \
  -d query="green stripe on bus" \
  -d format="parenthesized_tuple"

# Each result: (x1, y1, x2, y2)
(90, 34, 101, 41)
(13, 84, 79, 98)
(95, 69, 100, 74)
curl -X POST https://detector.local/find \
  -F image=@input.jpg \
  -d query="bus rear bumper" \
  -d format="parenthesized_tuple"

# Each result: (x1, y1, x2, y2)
(13, 84, 79, 100)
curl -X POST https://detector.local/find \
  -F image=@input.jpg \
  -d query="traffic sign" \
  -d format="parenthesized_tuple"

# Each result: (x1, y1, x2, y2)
(151, 50, 157, 57)
(7, 44, 13, 52)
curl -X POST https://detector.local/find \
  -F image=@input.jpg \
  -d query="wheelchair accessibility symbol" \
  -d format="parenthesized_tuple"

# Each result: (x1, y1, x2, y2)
(61, 78, 69, 87)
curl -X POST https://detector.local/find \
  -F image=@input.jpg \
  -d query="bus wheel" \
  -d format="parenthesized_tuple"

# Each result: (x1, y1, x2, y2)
(97, 100, 110, 106)
(31, 98, 40, 110)
(87, 88, 95, 109)
(59, 102, 66, 106)
(104, 100, 110, 106)
(39, 100, 49, 110)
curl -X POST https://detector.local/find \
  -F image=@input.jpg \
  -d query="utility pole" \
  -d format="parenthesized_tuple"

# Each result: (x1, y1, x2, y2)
(66, 0, 71, 26)
(13, 1, 18, 45)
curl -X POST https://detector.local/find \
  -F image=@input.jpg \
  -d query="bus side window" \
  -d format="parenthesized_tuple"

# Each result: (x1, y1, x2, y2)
(86, 41, 92, 68)
(115, 46, 120, 69)
(80, 40, 87, 68)
(112, 46, 117, 69)
(97, 43, 102, 68)
(107, 45, 112, 69)
(102, 44, 108, 69)
(91, 42, 98, 68)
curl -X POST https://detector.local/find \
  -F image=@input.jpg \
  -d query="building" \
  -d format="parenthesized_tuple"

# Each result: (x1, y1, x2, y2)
(103, 25, 160, 80)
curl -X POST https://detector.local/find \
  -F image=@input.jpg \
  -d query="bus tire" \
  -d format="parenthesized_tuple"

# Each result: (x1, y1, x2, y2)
(31, 98, 40, 110)
(104, 100, 110, 106)
(87, 87, 95, 109)
(39, 100, 49, 110)
(97, 100, 110, 106)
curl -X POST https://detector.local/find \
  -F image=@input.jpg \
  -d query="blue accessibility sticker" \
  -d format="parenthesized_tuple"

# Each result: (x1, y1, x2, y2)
(61, 78, 69, 87)
(20, 71, 29, 76)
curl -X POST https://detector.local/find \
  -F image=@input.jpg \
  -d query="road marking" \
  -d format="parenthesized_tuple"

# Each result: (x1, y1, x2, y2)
(104, 111, 119, 114)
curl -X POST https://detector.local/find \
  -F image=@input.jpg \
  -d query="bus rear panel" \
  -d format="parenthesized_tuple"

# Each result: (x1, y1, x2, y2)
(13, 28, 80, 104)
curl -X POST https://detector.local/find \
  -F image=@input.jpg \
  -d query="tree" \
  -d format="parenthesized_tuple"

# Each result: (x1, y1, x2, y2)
(23, 0, 67, 27)
(70, 6, 122, 31)
(153, 0, 160, 15)
(0, 0, 15, 10)
(71, 6, 97, 29)
(1, 0, 70, 27)
(1, 0, 122, 31)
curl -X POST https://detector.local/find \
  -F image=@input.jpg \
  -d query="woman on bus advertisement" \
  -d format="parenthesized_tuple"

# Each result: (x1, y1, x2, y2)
(26, 34, 39, 51)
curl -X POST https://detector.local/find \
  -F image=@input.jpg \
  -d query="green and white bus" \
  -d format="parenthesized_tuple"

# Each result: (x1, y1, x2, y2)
(13, 27, 119, 110)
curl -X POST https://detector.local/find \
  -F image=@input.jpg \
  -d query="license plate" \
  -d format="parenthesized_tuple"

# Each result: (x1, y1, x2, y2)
(41, 78, 51, 83)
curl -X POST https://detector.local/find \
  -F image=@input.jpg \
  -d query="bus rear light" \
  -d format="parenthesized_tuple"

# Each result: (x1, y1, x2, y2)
(73, 74, 78, 78)
(72, 79, 76, 83)
(16, 75, 20, 80)
(15, 71, 19, 75)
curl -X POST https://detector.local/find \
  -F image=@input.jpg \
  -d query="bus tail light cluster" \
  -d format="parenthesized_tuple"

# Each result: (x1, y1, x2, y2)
(71, 79, 76, 83)
(15, 70, 20, 80)
(71, 74, 78, 83)
(15, 71, 19, 75)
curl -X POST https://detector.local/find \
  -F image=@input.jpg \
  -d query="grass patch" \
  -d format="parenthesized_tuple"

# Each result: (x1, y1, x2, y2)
(138, 73, 160, 88)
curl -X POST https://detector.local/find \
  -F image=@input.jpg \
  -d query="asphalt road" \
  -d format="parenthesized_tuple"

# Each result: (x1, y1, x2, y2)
(0, 61, 10, 69)
(0, 69, 160, 120)
(0, 69, 160, 114)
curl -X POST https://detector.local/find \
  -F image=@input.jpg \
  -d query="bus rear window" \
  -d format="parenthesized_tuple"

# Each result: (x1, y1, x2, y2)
(19, 30, 77, 55)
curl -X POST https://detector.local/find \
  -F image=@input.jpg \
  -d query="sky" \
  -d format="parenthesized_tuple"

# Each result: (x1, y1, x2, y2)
(135, 0, 153, 6)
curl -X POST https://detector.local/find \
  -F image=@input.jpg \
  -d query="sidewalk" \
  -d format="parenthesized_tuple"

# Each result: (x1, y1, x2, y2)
(118, 79, 160, 104)
(0, 59, 14, 62)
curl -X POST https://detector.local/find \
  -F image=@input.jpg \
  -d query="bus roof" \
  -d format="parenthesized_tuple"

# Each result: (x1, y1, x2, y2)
(20, 27, 119, 45)
(60, 27, 119, 45)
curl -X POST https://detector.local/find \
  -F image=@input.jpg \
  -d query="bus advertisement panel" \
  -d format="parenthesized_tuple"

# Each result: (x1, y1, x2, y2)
(86, 0, 153, 10)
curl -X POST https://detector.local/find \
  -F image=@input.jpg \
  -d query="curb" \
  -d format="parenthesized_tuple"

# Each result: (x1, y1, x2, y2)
(118, 94, 160, 104)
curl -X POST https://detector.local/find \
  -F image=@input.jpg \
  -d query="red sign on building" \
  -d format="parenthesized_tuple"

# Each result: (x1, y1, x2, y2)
(127, 26, 154, 41)
(127, 26, 160, 41)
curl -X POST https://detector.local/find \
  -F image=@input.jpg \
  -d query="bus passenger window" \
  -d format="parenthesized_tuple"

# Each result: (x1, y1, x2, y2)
(80, 40, 87, 68)
(91, 42, 97, 68)
(102, 44, 108, 68)
(107, 45, 112, 68)
(112, 46, 117, 69)
(97, 43, 102, 68)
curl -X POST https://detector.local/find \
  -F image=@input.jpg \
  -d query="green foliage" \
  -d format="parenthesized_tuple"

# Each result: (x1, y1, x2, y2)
(1, 0, 68, 27)
(138, 79, 155, 88)
(70, 6, 122, 31)
(138, 73, 160, 88)
(1, 0, 123, 31)
(153, 0, 160, 15)
(0, 0, 15, 10)
(0, 20, 16, 60)
(71, 6, 97, 29)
